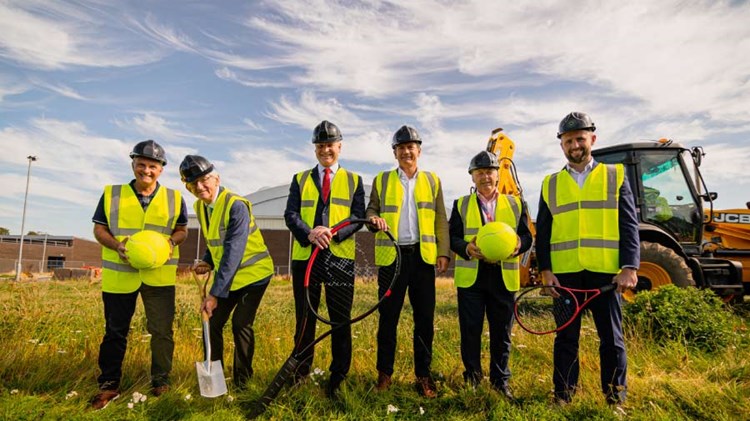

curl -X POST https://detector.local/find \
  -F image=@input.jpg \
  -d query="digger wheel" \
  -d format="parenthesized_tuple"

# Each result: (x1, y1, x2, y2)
(623, 241, 695, 302)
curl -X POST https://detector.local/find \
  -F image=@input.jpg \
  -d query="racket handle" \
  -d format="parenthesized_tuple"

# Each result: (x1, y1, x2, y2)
(249, 355, 299, 418)
(602, 283, 617, 293)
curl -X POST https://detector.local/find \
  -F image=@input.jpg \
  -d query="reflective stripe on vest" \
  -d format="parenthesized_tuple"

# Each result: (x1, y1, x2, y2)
(101, 184, 181, 293)
(195, 188, 274, 290)
(374, 170, 439, 266)
(291, 168, 359, 261)
(542, 163, 624, 274)
(454, 193, 521, 291)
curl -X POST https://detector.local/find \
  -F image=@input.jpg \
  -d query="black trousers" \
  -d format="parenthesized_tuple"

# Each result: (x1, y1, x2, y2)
(553, 270, 627, 403)
(292, 250, 354, 379)
(98, 284, 175, 390)
(376, 247, 436, 378)
(457, 266, 515, 387)
(206, 278, 269, 387)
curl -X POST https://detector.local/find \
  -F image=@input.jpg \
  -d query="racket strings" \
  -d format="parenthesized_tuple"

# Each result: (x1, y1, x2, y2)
(306, 230, 399, 324)
(551, 291, 577, 326)
(515, 286, 579, 334)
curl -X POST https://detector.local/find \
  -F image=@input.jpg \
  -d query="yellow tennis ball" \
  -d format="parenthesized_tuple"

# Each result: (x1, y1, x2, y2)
(125, 230, 171, 270)
(475, 221, 517, 263)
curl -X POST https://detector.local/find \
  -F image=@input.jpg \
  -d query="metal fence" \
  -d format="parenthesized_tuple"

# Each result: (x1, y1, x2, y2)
(0, 258, 87, 274)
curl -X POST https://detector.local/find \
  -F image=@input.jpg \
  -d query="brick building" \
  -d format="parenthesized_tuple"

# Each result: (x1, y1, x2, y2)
(0, 235, 102, 273)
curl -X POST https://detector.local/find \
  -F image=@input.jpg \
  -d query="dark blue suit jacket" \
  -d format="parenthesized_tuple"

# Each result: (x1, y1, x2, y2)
(449, 195, 533, 261)
(536, 163, 640, 272)
(284, 166, 366, 249)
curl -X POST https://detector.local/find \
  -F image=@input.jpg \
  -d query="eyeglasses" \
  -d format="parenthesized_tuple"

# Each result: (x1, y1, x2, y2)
(186, 174, 216, 190)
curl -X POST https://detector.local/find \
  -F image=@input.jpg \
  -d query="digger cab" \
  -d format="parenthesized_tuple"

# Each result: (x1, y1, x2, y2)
(593, 141, 744, 299)
(593, 141, 706, 249)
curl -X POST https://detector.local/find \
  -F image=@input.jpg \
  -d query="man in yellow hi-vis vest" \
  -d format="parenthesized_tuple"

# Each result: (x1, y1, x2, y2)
(284, 121, 365, 398)
(367, 125, 450, 398)
(180, 155, 274, 389)
(536, 112, 639, 407)
(449, 150, 532, 400)
(90, 140, 188, 409)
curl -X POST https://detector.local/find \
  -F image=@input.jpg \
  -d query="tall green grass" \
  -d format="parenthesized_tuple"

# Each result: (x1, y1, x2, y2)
(1, 277, 749, 420)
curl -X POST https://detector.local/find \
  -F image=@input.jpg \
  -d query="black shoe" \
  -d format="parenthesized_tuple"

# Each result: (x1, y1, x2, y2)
(325, 374, 345, 399)
(463, 372, 481, 390)
(553, 393, 572, 406)
(492, 383, 515, 401)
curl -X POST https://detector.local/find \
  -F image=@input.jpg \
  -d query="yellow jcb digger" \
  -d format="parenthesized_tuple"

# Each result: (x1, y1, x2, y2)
(486, 130, 748, 300)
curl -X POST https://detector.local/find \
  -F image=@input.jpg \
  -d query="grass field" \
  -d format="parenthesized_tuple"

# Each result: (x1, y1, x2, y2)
(1, 277, 749, 420)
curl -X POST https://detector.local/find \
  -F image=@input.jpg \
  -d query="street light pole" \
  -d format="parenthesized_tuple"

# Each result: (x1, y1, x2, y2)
(41, 232, 48, 272)
(16, 155, 37, 281)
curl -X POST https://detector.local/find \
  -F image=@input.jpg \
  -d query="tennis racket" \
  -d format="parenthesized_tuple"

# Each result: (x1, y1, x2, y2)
(514, 283, 617, 335)
(248, 218, 400, 418)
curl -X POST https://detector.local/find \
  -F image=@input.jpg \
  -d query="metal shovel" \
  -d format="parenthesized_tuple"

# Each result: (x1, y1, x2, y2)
(196, 309, 227, 397)
(194, 271, 227, 398)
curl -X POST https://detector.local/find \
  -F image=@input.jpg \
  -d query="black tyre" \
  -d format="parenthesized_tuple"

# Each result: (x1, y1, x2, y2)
(624, 241, 694, 301)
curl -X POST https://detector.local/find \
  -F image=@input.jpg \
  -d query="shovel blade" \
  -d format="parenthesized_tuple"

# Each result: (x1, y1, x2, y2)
(196, 360, 228, 398)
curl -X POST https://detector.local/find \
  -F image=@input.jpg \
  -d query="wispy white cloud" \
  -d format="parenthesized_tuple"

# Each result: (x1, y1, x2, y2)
(114, 112, 209, 143)
(230, 0, 750, 123)
(0, 75, 28, 102)
(264, 91, 372, 132)
(127, 13, 197, 53)
(242, 118, 267, 133)
(0, 1, 164, 69)
(215, 67, 288, 88)
(30, 79, 87, 100)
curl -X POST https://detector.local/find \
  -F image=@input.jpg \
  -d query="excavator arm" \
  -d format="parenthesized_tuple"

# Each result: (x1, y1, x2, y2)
(486, 128, 521, 196)
(485, 128, 538, 285)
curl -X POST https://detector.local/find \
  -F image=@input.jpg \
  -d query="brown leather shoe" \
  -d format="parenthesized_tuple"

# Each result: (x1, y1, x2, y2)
(152, 385, 170, 397)
(415, 376, 437, 398)
(375, 372, 392, 391)
(90, 390, 120, 410)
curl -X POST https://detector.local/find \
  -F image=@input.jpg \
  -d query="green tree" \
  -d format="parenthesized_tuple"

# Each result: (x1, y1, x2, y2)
(0, 227, 9, 235)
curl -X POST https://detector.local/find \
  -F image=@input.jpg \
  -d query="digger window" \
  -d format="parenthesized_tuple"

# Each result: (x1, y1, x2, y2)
(640, 152, 699, 243)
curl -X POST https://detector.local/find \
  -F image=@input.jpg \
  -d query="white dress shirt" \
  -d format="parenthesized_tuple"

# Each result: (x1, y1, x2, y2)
(317, 162, 339, 184)
(566, 158, 597, 188)
(397, 167, 420, 245)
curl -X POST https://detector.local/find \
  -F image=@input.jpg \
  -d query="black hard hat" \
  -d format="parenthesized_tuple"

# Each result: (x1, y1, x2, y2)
(179, 155, 214, 183)
(468, 150, 499, 174)
(312, 120, 343, 143)
(391, 125, 422, 148)
(557, 112, 596, 139)
(130, 140, 167, 165)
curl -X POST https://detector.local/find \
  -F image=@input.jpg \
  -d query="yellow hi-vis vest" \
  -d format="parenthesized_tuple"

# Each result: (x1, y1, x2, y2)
(542, 163, 624, 274)
(195, 188, 274, 290)
(291, 167, 360, 261)
(101, 184, 181, 293)
(454, 193, 522, 291)
(374, 170, 439, 266)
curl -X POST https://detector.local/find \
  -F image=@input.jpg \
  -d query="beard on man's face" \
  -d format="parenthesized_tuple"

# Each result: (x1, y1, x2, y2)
(565, 145, 590, 164)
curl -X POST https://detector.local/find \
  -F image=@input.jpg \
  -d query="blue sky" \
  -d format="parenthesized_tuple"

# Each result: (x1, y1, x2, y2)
(1, 0, 749, 240)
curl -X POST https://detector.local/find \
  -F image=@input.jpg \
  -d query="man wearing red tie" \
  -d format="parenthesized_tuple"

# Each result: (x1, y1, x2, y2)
(284, 120, 366, 398)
